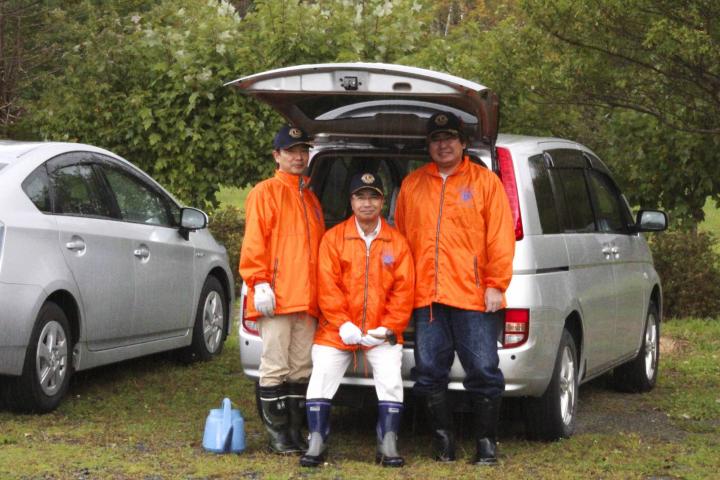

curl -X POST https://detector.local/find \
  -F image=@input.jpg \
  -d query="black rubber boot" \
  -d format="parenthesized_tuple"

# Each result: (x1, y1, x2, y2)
(424, 391, 456, 462)
(471, 395, 501, 466)
(287, 382, 309, 451)
(300, 399, 332, 467)
(257, 384, 302, 454)
(375, 401, 404, 467)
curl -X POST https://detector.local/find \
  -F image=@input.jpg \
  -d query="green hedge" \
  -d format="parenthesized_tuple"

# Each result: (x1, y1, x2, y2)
(208, 205, 244, 292)
(649, 231, 720, 319)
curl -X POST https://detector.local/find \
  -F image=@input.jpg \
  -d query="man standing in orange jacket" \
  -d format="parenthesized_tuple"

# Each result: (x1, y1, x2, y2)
(395, 112, 515, 465)
(239, 125, 325, 454)
(300, 172, 415, 468)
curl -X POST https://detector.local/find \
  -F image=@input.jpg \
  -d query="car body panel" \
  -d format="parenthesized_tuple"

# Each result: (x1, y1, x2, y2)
(0, 141, 234, 379)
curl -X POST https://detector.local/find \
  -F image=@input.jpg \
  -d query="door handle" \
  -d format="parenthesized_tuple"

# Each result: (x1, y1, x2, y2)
(133, 245, 150, 259)
(65, 238, 86, 252)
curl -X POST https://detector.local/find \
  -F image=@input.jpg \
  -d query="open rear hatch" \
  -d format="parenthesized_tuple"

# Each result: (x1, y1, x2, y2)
(225, 63, 498, 145)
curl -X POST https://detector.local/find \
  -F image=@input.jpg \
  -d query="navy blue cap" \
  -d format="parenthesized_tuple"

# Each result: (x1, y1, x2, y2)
(427, 111, 464, 140)
(350, 172, 384, 196)
(273, 125, 312, 150)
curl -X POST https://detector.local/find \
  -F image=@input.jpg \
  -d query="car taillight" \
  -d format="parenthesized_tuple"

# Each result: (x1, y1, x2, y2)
(240, 295, 259, 336)
(496, 147, 523, 240)
(503, 308, 529, 348)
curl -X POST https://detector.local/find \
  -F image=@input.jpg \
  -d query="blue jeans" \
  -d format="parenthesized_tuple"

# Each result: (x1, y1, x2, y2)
(412, 303, 504, 399)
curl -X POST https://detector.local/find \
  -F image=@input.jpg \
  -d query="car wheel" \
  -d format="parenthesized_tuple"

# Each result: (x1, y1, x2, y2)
(181, 276, 227, 362)
(612, 302, 659, 393)
(10, 302, 72, 413)
(523, 329, 578, 441)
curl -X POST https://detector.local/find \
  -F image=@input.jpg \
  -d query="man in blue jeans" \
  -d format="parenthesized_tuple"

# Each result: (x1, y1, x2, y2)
(395, 111, 515, 465)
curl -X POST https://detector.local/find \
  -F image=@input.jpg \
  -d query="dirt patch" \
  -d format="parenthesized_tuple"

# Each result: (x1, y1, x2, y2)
(574, 378, 684, 441)
(660, 335, 689, 357)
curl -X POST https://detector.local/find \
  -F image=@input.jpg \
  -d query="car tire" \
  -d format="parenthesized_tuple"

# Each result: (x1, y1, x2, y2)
(9, 302, 72, 413)
(612, 302, 660, 393)
(523, 329, 578, 441)
(180, 276, 227, 363)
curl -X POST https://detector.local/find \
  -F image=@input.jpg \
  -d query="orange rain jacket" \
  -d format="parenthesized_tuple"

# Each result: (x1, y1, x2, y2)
(240, 169, 325, 320)
(315, 216, 415, 351)
(395, 156, 515, 311)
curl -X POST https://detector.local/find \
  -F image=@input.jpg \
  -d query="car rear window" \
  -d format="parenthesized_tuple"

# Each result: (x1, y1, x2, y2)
(529, 154, 561, 234)
(21, 164, 51, 213)
(311, 153, 429, 228)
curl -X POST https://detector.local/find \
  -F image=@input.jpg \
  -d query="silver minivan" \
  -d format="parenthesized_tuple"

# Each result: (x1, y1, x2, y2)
(0, 142, 235, 412)
(230, 63, 667, 440)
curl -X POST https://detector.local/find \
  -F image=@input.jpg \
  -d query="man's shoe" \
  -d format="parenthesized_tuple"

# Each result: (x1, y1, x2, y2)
(299, 399, 332, 467)
(424, 391, 456, 462)
(471, 395, 501, 466)
(375, 401, 404, 467)
(256, 384, 301, 454)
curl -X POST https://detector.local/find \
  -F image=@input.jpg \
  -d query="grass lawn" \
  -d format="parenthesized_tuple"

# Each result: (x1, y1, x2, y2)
(1, 318, 719, 479)
(216, 185, 251, 212)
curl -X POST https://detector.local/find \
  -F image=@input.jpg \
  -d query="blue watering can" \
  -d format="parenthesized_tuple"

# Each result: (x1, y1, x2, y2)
(202, 398, 245, 453)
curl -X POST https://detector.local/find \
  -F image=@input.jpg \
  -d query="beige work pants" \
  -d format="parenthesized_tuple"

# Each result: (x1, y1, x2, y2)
(257, 312, 317, 387)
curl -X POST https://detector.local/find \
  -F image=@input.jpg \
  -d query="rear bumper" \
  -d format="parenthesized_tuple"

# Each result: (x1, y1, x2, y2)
(0, 281, 44, 375)
(238, 318, 558, 397)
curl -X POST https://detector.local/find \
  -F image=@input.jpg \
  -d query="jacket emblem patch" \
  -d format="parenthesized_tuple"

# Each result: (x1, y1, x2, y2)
(382, 253, 395, 266)
(460, 188, 473, 202)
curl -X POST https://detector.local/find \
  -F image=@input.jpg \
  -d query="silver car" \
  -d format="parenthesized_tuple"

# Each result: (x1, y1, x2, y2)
(0, 141, 234, 412)
(229, 63, 667, 440)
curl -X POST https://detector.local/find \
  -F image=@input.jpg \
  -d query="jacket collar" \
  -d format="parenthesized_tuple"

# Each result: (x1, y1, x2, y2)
(274, 169, 309, 189)
(425, 155, 470, 178)
(343, 216, 391, 241)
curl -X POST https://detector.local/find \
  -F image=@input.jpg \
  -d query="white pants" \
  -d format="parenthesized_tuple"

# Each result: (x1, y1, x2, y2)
(306, 344, 404, 402)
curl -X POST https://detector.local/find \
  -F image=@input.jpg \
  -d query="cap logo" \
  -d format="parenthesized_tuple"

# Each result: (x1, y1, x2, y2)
(361, 173, 375, 184)
(435, 114, 448, 126)
(289, 128, 302, 138)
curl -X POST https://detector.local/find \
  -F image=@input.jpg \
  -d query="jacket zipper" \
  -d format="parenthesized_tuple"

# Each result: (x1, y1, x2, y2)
(434, 178, 448, 296)
(361, 243, 370, 333)
(474, 256, 480, 288)
(299, 177, 313, 260)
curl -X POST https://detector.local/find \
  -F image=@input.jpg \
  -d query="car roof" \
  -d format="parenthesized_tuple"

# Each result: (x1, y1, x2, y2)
(0, 141, 120, 165)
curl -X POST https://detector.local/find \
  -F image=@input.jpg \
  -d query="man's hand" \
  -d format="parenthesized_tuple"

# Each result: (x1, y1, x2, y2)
(254, 282, 276, 317)
(359, 335, 385, 347)
(484, 287, 503, 312)
(339, 322, 362, 345)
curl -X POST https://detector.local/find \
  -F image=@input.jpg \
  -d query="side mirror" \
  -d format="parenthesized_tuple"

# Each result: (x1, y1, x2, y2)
(635, 209, 668, 232)
(179, 207, 208, 240)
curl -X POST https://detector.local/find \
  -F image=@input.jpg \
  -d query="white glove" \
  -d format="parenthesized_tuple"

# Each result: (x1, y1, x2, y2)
(366, 326, 388, 338)
(253, 282, 276, 317)
(359, 335, 385, 347)
(339, 322, 362, 345)
(360, 326, 389, 347)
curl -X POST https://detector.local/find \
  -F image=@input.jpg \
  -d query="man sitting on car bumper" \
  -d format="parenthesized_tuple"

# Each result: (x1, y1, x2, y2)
(300, 172, 415, 468)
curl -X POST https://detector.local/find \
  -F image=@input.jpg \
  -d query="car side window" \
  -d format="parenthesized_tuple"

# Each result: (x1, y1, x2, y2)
(50, 163, 113, 218)
(100, 165, 175, 227)
(552, 168, 596, 233)
(587, 170, 631, 233)
(21, 164, 51, 213)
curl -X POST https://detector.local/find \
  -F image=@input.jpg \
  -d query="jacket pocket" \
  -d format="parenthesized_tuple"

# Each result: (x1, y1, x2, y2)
(474, 256, 480, 288)
(271, 258, 279, 289)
